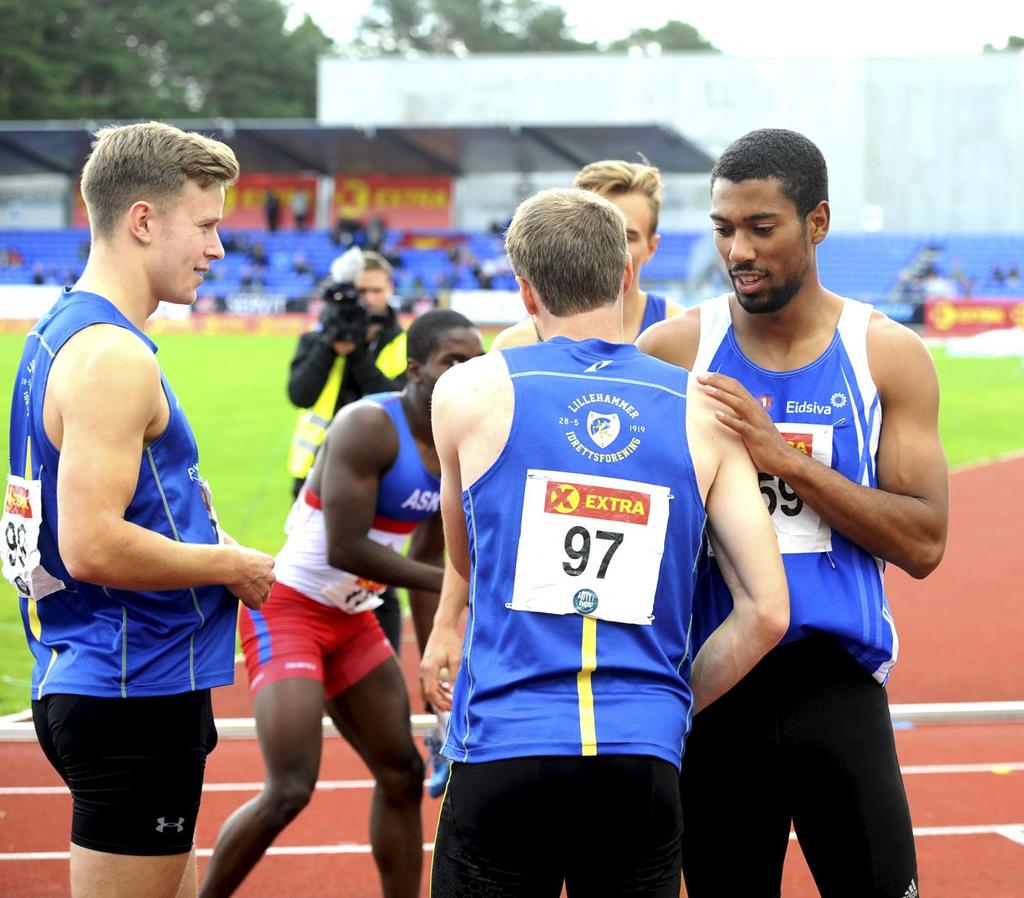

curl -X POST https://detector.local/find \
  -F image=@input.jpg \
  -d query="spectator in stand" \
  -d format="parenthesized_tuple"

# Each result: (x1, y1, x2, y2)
(991, 263, 1005, 286)
(249, 241, 268, 267)
(1006, 263, 1021, 289)
(265, 190, 281, 232)
(949, 258, 972, 297)
(292, 190, 311, 231)
(365, 215, 386, 252)
(292, 252, 313, 276)
(332, 216, 363, 248)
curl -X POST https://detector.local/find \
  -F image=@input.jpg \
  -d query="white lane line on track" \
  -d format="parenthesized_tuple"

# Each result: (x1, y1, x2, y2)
(900, 762, 1024, 775)
(995, 826, 1024, 847)
(6, 827, 1024, 862)
(5, 762, 1024, 796)
(0, 778, 373, 795)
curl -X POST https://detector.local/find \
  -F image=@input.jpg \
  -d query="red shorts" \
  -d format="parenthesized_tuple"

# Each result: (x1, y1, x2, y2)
(238, 582, 394, 700)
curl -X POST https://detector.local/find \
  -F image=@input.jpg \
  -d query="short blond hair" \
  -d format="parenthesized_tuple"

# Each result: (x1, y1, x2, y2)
(573, 160, 664, 234)
(361, 250, 394, 282)
(81, 121, 240, 240)
(504, 188, 628, 317)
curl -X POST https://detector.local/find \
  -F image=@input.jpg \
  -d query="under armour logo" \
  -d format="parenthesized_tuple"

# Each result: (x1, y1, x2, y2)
(155, 816, 185, 834)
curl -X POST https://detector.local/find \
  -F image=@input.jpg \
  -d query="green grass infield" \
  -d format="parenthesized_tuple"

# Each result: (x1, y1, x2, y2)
(0, 331, 1021, 715)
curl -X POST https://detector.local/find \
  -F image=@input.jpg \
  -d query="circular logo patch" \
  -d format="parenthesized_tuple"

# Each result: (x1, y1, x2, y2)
(573, 588, 599, 615)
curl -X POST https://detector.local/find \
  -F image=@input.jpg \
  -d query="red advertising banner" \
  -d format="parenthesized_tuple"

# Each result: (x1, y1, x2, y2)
(71, 173, 319, 230)
(72, 173, 452, 230)
(925, 297, 1024, 336)
(333, 175, 451, 229)
(223, 174, 319, 229)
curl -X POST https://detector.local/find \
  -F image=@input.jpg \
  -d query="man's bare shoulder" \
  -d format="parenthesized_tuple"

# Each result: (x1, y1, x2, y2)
(636, 304, 701, 369)
(436, 351, 509, 402)
(865, 311, 937, 395)
(331, 395, 394, 434)
(490, 318, 538, 351)
(663, 298, 687, 318)
(51, 324, 160, 393)
(45, 325, 164, 447)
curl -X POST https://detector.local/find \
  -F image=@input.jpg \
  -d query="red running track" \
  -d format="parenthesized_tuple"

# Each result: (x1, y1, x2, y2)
(1, 457, 1022, 897)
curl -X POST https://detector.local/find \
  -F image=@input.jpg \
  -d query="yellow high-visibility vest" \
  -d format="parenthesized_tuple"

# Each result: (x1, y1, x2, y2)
(287, 331, 408, 480)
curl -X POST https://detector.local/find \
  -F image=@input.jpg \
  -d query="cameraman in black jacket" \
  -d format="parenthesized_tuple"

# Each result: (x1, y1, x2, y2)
(286, 248, 408, 651)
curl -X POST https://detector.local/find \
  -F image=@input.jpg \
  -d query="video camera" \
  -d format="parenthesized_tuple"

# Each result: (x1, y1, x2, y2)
(318, 246, 386, 346)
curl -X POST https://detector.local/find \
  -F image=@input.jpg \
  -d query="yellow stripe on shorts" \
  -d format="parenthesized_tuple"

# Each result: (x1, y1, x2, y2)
(577, 616, 598, 755)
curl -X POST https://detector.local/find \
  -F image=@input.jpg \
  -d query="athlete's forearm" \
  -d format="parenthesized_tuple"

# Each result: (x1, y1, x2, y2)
(328, 537, 444, 593)
(59, 518, 243, 591)
(407, 588, 439, 657)
(434, 559, 470, 628)
(690, 597, 786, 714)
(773, 450, 947, 578)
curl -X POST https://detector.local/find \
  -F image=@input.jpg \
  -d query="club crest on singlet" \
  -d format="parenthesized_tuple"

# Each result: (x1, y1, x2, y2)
(560, 392, 644, 464)
(587, 411, 619, 448)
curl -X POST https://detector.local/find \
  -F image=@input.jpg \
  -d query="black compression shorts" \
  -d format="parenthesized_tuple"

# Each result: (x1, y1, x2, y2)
(431, 754, 683, 898)
(32, 690, 218, 856)
(680, 634, 918, 898)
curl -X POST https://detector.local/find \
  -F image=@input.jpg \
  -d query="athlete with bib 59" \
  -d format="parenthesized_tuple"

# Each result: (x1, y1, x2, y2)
(638, 128, 949, 898)
(4, 121, 276, 898)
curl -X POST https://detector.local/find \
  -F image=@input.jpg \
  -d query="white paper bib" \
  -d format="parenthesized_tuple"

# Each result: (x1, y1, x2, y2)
(2, 474, 65, 600)
(509, 469, 671, 626)
(760, 422, 834, 554)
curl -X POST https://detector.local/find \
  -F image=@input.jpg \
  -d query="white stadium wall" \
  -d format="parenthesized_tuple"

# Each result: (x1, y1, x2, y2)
(320, 52, 1024, 233)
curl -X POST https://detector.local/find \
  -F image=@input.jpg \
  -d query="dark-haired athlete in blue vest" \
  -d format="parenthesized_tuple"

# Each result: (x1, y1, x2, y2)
(639, 128, 948, 898)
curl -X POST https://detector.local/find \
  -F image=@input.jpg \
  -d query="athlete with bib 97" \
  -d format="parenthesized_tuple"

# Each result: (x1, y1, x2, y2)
(638, 128, 949, 898)
(427, 187, 789, 897)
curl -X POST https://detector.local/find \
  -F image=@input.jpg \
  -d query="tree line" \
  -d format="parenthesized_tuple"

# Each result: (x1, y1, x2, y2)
(0, 0, 1018, 120)
(0, 0, 717, 119)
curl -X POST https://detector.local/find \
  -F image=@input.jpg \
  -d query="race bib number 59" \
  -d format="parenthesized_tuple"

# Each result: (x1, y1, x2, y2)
(1, 474, 65, 600)
(509, 469, 671, 626)
(760, 422, 834, 554)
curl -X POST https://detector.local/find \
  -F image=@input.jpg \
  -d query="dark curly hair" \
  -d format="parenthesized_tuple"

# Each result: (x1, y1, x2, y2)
(406, 309, 475, 363)
(711, 129, 828, 218)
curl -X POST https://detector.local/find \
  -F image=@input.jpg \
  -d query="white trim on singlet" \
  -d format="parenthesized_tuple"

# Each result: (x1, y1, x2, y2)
(692, 294, 733, 375)
(836, 299, 882, 489)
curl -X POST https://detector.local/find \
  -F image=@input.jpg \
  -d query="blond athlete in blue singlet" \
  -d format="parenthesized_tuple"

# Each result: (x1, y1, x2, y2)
(426, 188, 788, 897)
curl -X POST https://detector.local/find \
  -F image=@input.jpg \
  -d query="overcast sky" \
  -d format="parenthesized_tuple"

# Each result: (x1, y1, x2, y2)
(286, 0, 1023, 58)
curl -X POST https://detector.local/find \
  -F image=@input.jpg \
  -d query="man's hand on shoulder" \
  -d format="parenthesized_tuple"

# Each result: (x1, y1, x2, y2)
(696, 372, 803, 480)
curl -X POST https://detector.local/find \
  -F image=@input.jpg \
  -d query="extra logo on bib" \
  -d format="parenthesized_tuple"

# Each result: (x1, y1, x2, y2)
(509, 469, 671, 626)
(758, 422, 834, 554)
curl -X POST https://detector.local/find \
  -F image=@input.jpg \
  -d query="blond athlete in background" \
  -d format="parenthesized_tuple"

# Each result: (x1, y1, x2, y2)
(491, 159, 683, 350)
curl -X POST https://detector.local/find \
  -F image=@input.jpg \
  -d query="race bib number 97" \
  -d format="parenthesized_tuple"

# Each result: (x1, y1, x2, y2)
(1, 474, 65, 600)
(509, 469, 671, 626)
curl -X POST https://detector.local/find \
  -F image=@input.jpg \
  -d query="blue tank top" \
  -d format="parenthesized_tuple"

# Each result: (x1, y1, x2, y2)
(445, 338, 706, 769)
(639, 293, 668, 334)
(364, 392, 440, 522)
(692, 295, 896, 683)
(7, 290, 236, 699)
